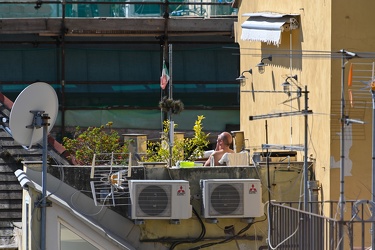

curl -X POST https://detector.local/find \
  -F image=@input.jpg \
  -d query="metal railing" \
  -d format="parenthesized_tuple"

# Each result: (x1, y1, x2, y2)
(269, 200, 374, 250)
(0, 0, 237, 18)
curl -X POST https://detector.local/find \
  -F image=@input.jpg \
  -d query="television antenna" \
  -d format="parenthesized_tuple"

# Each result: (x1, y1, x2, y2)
(9, 82, 58, 250)
(247, 85, 312, 211)
(89, 153, 131, 207)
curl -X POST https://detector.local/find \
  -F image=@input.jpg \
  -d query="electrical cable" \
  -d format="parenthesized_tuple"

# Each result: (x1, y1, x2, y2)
(251, 214, 269, 250)
(267, 202, 300, 250)
(48, 157, 65, 196)
(267, 164, 304, 249)
(188, 224, 252, 249)
(252, 155, 304, 197)
(30, 198, 42, 250)
(70, 189, 110, 217)
(232, 47, 375, 59)
(169, 206, 206, 250)
(188, 217, 267, 250)
(27, 157, 65, 250)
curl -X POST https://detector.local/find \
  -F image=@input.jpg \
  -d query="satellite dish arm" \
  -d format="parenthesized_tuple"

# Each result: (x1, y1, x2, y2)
(0, 124, 12, 138)
(0, 117, 11, 137)
(0, 119, 31, 151)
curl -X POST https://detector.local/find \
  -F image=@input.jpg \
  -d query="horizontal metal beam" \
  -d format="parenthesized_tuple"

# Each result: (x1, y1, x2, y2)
(0, 18, 236, 37)
(241, 90, 309, 94)
(249, 110, 313, 120)
(261, 144, 304, 151)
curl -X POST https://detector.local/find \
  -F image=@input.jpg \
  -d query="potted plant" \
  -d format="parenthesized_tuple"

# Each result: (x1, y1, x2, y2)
(159, 96, 184, 115)
(143, 115, 210, 166)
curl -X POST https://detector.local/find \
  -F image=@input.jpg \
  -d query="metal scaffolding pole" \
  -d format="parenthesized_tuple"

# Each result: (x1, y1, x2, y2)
(372, 87, 375, 249)
(338, 49, 357, 250)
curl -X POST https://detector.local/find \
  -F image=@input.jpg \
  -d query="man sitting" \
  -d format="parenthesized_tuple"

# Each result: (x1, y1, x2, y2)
(204, 132, 234, 166)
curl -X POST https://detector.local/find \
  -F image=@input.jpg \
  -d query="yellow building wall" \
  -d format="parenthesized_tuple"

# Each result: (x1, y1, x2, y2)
(330, 1, 375, 218)
(236, 0, 333, 203)
(237, 2, 375, 247)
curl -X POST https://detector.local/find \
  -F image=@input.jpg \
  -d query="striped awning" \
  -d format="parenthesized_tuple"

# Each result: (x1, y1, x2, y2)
(241, 12, 299, 46)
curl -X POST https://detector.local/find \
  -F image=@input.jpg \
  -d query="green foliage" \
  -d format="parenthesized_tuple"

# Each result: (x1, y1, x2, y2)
(63, 122, 129, 165)
(184, 115, 210, 160)
(144, 115, 210, 166)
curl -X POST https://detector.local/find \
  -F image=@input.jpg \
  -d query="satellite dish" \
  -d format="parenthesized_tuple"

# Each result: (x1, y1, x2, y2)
(9, 81, 58, 250)
(9, 82, 58, 147)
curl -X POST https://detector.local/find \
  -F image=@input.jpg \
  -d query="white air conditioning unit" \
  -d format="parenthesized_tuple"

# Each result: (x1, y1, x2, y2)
(128, 180, 192, 220)
(201, 179, 264, 219)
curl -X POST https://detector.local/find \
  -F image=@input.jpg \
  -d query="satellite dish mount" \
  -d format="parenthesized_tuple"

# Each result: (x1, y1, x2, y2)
(9, 82, 58, 250)
(26, 111, 50, 149)
(27, 110, 48, 129)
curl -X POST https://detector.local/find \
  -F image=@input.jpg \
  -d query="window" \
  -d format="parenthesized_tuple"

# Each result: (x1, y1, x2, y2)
(60, 224, 98, 250)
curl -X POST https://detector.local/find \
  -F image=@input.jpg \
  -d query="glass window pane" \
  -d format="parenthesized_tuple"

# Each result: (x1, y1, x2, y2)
(60, 224, 98, 250)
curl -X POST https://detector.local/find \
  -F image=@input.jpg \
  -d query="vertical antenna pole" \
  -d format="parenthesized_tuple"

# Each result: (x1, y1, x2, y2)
(338, 51, 346, 250)
(265, 120, 271, 202)
(304, 86, 309, 211)
(41, 113, 50, 250)
(371, 82, 375, 249)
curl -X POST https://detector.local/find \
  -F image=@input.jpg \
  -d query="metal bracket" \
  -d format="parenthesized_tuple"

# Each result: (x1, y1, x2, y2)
(35, 200, 52, 208)
(289, 17, 299, 30)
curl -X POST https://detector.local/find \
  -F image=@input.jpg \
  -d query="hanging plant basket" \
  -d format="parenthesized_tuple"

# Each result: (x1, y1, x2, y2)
(159, 96, 184, 115)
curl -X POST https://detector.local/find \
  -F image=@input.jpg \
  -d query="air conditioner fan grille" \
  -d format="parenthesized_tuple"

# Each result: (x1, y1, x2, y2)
(137, 185, 171, 217)
(209, 183, 243, 215)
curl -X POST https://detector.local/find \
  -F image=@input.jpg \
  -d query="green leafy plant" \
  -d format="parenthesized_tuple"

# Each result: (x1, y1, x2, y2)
(63, 122, 129, 165)
(144, 115, 210, 166)
(184, 115, 210, 160)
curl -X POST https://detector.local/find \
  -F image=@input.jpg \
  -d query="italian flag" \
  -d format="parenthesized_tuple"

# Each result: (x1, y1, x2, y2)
(160, 60, 170, 90)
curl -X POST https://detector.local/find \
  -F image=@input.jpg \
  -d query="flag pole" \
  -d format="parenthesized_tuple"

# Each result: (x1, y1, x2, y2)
(168, 44, 173, 168)
(168, 44, 173, 100)
(160, 44, 170, 135)
(160, 44, 167, 130)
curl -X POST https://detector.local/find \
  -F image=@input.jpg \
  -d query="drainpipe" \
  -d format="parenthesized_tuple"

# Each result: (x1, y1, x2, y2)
(308, 180, 320, 214)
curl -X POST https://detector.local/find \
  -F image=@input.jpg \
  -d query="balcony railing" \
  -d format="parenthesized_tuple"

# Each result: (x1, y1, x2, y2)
(269, 200, 374, 250)
(0, 0, 237, 18)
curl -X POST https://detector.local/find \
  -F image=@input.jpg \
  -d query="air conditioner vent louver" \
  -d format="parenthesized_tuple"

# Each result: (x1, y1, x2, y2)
(129, 180, 192, 220)
(201, 179, 264, 219)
